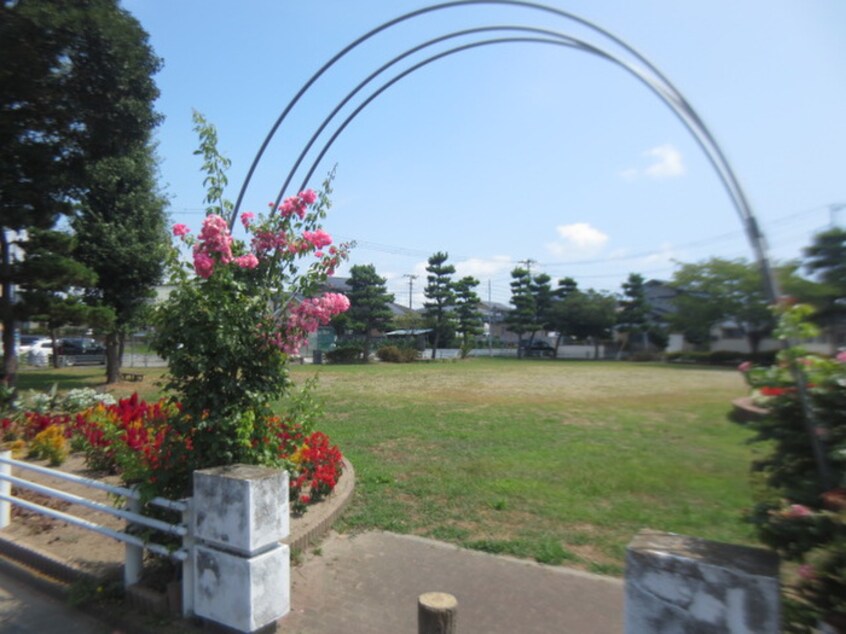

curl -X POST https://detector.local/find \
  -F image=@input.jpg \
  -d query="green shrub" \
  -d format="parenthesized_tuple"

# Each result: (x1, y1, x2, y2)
(326, 345, 363, 364)
(737, 305, 846, 628)
(376, 345, 419, 363)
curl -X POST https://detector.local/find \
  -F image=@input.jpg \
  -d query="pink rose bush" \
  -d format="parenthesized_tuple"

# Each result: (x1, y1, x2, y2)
(149, 163, 351, 501)
(735, 304, 846, 627)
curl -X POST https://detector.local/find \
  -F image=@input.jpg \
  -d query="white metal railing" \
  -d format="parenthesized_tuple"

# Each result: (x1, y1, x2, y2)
(0, 451, 194, 616)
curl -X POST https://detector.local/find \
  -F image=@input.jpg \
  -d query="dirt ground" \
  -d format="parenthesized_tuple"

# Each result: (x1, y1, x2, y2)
(4, 453, 131, 580)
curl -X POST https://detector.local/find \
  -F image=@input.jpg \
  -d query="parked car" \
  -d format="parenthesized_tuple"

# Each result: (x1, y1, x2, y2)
(18, 335, 49, 356)
(520, 340, 556, 358)
(20, 338, 55, 366)
(58, 337, 106, 365)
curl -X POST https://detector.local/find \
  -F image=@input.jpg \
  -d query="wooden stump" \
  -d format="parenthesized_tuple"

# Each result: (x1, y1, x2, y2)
(418, 592, 457, 634)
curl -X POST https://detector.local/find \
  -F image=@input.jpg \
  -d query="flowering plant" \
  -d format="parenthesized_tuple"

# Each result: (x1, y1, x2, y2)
(738, 304, 846, 630)
(147, 114, 350, 498)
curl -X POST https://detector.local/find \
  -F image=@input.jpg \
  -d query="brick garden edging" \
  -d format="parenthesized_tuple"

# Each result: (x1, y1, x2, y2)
(731, 397, 769, 422)
(285, 457, 355, 555)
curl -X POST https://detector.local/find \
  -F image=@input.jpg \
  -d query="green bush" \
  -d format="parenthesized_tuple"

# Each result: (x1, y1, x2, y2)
(376, 345, 419, 363)
(738, 305, 846, 629)
(326, 345, 363, 364)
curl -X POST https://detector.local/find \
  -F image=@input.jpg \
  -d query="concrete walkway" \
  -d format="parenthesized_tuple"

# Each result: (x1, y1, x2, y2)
(280, 531, 624, 634)
(0, 564, 110, 634)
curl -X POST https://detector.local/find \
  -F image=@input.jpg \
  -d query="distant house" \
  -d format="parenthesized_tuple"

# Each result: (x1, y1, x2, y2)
(643, 279, 839, 355)
(477, 300, 518, 346)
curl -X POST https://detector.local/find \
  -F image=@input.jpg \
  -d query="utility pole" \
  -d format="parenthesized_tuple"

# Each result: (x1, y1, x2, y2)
(403, 274, 418, 309)
(518, 258, 537, 275)
(830, 203, 846, 228)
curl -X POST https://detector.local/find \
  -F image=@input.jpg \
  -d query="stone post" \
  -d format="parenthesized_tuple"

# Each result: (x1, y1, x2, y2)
(418, 592, 458, 634)
(192, 464, 290, 633)
(625, 529, 780, 633)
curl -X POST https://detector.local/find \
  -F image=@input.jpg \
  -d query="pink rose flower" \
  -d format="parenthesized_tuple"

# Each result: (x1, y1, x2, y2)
(787, 504, 812, 518)
(240, 212, 255, 229)
(194, 252, 214, 279)
(299, 189, 317, 205)
(234, 254, 259, 269)
(836, 350, 846, 363)
(302, 229, 332, 250)
(172, 224, 190, 237)
(737, 361, 752, 373)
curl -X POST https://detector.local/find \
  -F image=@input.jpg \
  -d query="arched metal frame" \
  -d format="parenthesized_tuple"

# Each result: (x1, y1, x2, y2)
(231, 0, 831, 489)
(231, 0, 777, 301)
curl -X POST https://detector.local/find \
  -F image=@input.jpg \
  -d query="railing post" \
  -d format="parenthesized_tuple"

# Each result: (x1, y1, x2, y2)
(124, 494, 143, 587)
(181, 498, 195, 617)
(0, 451, 10, 529)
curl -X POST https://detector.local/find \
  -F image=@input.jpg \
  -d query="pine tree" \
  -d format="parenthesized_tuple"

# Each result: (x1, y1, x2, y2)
(423, 252, 456, 358)
(454, 276, 484, 356)
(346, 264, 395, 362)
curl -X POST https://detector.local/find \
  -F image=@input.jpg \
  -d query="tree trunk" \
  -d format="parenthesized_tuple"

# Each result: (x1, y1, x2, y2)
(1, 231, 18, 387)
(592, 337, 600, 359)
(105, 331, 121, 384)
(748, 333, 762, 355)
(50, 329, 60, 369)
(553, 333, 562, 359)
(363, 331, 372, 363)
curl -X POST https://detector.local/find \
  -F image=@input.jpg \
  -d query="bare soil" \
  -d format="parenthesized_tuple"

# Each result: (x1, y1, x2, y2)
(4, 453, 150, 581)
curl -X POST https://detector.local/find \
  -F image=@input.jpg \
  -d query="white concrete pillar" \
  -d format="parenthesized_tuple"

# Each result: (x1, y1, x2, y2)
(625, 529, 780, 633)
(191, 464, 290, 633)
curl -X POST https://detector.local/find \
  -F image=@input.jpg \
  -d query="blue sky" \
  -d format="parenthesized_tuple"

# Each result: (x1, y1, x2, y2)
(122, 0, 845, 306)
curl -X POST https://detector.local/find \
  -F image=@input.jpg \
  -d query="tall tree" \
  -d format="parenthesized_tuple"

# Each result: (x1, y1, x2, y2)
(617, 273, 650, 353)
(505, 267, 537, 356)
(804, 228, 846, 349)
(550, 277, 579, 354)
(423, 252, 456, 358)
(13, 229, 104, 367)
(65, 1, 167, 384)
(1, 1, 86, 384)
(345, 264, 395, 362)
(73, 148, 169, 383)
(804, 227, 846, 296)
(549, 289, 617, 359)
(453, 276, 484, 356)
(0, 0, 166, 385)
(670, 258, 775, 353)
(531, 273, 555, 335)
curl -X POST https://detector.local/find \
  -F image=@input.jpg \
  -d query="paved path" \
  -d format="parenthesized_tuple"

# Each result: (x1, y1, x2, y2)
(0, 529, 625, 633)
(0, 565, 110, 634)
(279, 531, 624, 634)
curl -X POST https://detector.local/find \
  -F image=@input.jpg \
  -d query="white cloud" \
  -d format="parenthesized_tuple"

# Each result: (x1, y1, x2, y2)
(620, 144, 686, 181)
(545, 222, 609, 258)
(455, 256, 513, 279)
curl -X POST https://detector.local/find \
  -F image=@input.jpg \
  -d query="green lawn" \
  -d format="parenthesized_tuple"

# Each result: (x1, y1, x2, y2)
(15, 358, 759, 576)
(290, 358, 759, 575)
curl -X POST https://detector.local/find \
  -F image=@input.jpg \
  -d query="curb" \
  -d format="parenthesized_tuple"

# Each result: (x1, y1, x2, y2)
(0, 457, 355, 617)
(730, 396, 769, 422)
(285, 457, 355, 555)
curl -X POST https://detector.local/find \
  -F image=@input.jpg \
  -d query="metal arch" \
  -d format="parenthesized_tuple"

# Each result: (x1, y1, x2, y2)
(275, 25, 572, 205)
(282, 30, 776, 299)
(232, 0, 778, 303)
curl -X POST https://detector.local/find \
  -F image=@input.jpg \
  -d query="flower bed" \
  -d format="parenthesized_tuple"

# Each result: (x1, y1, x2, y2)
(2, 391, 343, 514)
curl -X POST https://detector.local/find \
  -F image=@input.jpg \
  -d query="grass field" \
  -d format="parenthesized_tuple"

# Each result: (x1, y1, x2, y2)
(16, 358, 759, 576)
(289, 358, 759, 575)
